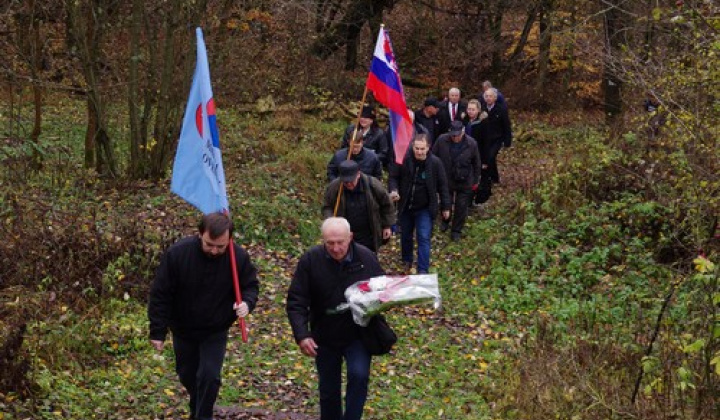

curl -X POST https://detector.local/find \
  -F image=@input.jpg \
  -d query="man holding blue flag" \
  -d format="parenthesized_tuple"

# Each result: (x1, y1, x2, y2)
(149, 212, 259, 420)
(148, 28, 260, 420)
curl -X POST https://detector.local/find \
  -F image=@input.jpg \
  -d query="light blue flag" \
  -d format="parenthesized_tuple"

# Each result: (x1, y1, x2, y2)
(171, 27, 229, 215)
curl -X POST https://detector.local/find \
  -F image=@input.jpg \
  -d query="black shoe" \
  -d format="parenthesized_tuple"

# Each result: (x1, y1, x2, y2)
(402, 261, 413, 272)
(440, 221, 450, 232)
(451, 232, 461, 242)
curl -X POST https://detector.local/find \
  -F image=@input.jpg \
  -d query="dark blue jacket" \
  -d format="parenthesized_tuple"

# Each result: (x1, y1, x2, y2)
(341, 124, 389, 165)
(327, 147, 383, 181)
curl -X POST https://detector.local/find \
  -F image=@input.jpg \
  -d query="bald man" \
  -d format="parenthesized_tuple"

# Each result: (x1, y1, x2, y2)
(286, 217, 386, 420)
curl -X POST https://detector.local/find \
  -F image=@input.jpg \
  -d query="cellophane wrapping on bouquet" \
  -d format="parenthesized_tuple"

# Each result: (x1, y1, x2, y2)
(345, 274, 441, 326)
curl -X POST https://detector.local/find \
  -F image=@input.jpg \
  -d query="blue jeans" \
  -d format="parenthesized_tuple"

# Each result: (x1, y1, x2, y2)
(399, 208, 433, 273)
(315, 340, 372, 420)
(172, 330, 228, 420)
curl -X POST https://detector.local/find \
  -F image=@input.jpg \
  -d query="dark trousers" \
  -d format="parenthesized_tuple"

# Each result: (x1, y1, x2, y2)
(450, 188, 473, 234)
(475, 165, 493, 204)
(173, 329, 229, 420)
(487, 140, 503, 183)
(315, 340, 372, 420)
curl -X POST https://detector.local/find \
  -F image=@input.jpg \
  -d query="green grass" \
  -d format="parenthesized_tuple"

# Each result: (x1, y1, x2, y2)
(2, 104, 717, 419)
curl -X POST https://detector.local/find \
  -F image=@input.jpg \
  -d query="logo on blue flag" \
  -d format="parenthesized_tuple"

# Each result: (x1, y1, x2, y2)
(171, 28, 229, 215)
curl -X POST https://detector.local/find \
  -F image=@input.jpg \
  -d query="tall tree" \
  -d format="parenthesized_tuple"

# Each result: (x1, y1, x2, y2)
(310, 0, 393, 70)
(14, 0, 50, 169)
(600, 0, 628, 124)
(535, 0, 555, 94)
(66, 0, 119, 177)
(127, 0, 208, 179)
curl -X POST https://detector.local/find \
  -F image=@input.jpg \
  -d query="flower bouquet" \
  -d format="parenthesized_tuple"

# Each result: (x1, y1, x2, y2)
(344, 274, 441, 326)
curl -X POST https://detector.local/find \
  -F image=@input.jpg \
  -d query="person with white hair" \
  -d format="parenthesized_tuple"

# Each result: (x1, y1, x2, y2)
(478, 87, 512, 189)
(477, 80, 507, 109)
(286, 217, 386, 420)
(437, 87, 467, 135)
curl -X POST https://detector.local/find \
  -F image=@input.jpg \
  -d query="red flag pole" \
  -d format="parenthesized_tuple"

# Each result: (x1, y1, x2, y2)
(227, 238, 248, 342)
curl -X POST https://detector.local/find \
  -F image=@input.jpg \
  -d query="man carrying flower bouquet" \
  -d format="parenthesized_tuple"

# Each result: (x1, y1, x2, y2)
(286, 217, 385, 420)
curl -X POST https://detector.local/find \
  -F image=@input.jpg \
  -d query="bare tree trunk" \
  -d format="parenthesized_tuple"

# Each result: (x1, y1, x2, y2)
(148, 0, 206, 179)
(509, 2, 539, 64)
(85, 98, 96, 168)
(67, 0, 118, 177)
(150, 0, 181, 179)
(128, 0, 146, 178)
(17, 0, 46, 169)
(601, 0, 626, 124)
(488, 2, 504, 80)
(563, 1, 578, 94)
(29, 4, 43, 146)
(536, 0, 554, 94)
(310, 0, 390, 67)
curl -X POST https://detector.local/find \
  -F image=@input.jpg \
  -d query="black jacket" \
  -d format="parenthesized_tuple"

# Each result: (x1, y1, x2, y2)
(437, 101, 467, 135)
(431, 133, 481, 190)
(478, 103, 512, 147)
(465, 118, 489, 164)
(286, 242, 384, 349)
(148, 236, 260, 341)
(322, 174, 396, 251)
(341, 124, 389, 165)
(388, 153, 451, 219)
(414, 109, 440, 145)
(327, 147, 383, 181)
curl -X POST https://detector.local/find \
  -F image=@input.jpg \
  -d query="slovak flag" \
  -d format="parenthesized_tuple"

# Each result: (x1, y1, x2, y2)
(366, 26, 414, 164)
(171, 28, 229, 215)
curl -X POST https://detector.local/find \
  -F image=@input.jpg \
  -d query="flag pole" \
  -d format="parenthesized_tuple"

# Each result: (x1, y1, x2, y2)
(334, 85, 370, 216)
(227, 236, 248, 342)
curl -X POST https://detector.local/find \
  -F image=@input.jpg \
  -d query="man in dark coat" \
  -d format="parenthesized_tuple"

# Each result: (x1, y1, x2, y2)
(477, 80, 507, 109)
(322, 160, 395, 252)
(437, 87, 467, 135)
(388, 134, 451, 273)
(327, 133, 383, 181)
(286, 217, 385, 420)
(414, 98, 441, 145)
(340, 105, 389, 166)
(478, 87, 512, 185)
(148, 212, 260, 420)
(432, 120, 481, 241)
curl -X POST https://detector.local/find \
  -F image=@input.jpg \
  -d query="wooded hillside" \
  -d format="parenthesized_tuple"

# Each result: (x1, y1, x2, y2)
(0, 1, 718, 419)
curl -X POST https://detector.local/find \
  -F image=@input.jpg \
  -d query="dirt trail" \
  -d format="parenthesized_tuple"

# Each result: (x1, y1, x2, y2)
(215, 141, 564, 419)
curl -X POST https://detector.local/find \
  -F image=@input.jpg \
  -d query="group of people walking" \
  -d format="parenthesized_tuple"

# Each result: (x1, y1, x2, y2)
(148, 83, 512, 420)
(326, 83, 512, 275)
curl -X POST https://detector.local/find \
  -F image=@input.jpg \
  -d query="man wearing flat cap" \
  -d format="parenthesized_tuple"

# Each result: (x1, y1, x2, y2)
(414, 98, 441, 146)
(432, 120, 481, 241)
(322, 160, 395, 252)
(340, 105, 389, 166)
